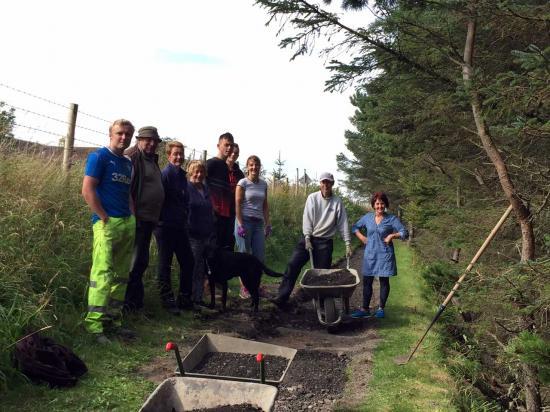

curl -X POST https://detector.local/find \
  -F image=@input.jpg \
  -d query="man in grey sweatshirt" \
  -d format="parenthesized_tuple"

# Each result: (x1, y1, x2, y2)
(272, 172, 352, 306)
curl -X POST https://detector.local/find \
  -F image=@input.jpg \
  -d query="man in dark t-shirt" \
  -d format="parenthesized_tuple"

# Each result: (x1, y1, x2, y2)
(206, 132, 234, 250)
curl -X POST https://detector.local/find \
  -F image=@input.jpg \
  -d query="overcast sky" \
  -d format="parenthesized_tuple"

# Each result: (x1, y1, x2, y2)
(1, 1, 372, 185)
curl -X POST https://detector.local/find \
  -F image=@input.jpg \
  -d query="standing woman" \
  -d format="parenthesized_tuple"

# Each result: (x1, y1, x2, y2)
(351, 192, 408, 319)
(235, 155, 272, 299)
(186, 160, 215, 310)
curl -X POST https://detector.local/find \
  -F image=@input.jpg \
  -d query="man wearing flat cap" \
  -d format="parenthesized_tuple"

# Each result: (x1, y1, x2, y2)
(271, 172, 352, 307)
(124, 126, 165, 312)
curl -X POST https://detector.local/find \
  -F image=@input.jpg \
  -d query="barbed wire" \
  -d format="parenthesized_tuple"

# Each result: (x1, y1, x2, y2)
(5, 102, 69, 125)
(5, 102, 106, 136)
(14, 122, 63, 137)
(78, 110, 110, 124)
(4, 81, 208, 154)
(74, 137, 101, 147)
(1, 82, 69, 109)
(1, 81, 110, 123)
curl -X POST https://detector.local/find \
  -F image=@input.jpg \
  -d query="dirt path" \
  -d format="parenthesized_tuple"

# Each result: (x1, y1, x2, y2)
(140, 249, 380, 411)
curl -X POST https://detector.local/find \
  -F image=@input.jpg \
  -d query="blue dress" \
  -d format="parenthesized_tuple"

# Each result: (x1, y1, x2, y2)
(352, 212, 408, 277)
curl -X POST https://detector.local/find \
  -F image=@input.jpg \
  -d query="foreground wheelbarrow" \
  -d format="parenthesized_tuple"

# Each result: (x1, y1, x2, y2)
(299, 256, 360, 333)
(139, 376, 278, 411)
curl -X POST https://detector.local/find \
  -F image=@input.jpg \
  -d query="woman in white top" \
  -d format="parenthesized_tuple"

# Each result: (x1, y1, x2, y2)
(235, 155, 272, 298)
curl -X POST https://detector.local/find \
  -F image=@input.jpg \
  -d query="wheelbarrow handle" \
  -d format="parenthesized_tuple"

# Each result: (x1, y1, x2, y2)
(308, 248, 315, 269)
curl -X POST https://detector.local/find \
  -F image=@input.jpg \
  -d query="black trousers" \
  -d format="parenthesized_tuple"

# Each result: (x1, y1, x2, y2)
(276, 236, 333, 302)
(125, 220, 155, 310)
(214, 214, 235, 251)
(153, 224, 194, 305)
(363, 276, 390, 309)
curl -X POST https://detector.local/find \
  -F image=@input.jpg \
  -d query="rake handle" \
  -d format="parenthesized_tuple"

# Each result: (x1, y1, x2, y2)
(404, 204, 513, 363)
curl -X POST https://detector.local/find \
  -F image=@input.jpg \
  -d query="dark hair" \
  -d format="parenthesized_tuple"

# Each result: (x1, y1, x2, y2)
(219, 132, 234, 143)
(371, 192, 389, 208)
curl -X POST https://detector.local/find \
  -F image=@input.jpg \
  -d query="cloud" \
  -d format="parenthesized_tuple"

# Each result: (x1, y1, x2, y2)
(156, 49, 223, 65)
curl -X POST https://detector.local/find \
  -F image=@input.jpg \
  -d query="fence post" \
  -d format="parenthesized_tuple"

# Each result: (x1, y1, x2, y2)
(202, 150, 207, 162)
(63, 103, 78, 172)
(295, 168, 299, 196)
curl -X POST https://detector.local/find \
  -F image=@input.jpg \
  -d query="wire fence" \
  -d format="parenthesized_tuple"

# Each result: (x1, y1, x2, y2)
(0, 82, 208, 160)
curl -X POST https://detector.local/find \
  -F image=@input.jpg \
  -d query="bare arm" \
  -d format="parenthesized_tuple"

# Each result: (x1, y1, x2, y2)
(355, 230, 367, 245)
(82, 175, 108, 223)
(235, 185, 245, 226)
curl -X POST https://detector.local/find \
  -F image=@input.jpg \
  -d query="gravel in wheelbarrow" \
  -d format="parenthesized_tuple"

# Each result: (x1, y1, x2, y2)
(191, 352, 288, 381)
(301, 269, 356, 287)
(190, 404, 262, 411)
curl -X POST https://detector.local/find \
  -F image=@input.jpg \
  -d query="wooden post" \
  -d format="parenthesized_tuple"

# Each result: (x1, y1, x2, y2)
(202, 150, 207, 162)
(304, 169, 307, 195)
(63, 103, 78, 172)
(295, 168, 299, 196)
(408, 222, 414, 245)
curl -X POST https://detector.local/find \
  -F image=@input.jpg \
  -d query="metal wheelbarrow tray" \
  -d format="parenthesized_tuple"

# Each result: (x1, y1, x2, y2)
(180, 333, 297, 385)
(139, 376, 278, 412)
(299, 267, 360, 331)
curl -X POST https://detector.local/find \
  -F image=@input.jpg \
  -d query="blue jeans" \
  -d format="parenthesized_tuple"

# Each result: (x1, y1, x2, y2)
(235, 216, 265, 263)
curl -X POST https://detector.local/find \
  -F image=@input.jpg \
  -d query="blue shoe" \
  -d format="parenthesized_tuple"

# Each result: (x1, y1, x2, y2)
(351, 309, 372, 319)
(375, 308, 385, 318)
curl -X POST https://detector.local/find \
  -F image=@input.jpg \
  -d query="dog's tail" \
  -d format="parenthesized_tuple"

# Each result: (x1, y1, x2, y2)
(262, 264, 284, 278)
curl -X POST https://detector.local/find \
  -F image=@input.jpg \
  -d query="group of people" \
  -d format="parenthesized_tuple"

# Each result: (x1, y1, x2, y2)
(81, 119, 407, 344)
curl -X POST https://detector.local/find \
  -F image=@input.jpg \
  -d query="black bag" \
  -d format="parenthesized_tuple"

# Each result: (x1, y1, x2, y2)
(13, 333, 88, 387)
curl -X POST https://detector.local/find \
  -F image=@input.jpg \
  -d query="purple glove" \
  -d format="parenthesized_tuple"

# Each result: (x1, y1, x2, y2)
(237, 225, 246, 238)
(264, 225, 272, 238)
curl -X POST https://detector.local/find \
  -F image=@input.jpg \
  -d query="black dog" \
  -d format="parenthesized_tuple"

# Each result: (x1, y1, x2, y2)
(205, 247, 283, 312)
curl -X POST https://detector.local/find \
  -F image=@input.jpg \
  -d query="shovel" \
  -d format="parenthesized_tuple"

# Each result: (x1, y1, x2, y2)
(394, 204, 513, 365)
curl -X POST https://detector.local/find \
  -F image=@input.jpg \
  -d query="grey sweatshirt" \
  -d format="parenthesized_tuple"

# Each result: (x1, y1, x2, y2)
(302, 191, 351, 244)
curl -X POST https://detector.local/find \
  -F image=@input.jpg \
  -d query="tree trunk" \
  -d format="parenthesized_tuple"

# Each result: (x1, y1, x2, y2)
(462, 18, 541, 412)
(461, 19, 535, 263)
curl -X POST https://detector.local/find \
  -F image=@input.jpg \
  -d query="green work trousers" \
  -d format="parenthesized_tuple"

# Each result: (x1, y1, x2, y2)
(85, 216, 135, 334)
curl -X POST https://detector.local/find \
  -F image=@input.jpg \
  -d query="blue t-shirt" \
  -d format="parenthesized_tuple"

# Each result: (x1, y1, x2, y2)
(84, 147, 132, 223)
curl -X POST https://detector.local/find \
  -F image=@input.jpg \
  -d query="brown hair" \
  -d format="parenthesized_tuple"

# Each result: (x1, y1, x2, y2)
(371, 192, 389, 208)
(109, 119, 134, 135)
(166, 141, 184, 155)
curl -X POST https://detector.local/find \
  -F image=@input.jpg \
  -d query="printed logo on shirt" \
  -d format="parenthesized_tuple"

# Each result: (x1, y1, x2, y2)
(111, 172, 131, 185)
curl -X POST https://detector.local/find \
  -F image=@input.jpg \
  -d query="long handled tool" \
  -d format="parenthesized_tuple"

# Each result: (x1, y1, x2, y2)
(166, 341, 185, 375)
(395, 204, 514, 365)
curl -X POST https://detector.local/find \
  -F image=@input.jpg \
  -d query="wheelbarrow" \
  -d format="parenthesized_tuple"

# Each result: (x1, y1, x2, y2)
(299, 252, 360, 333)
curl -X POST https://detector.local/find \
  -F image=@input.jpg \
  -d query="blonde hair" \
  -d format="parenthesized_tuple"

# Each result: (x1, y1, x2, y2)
(109, 119, 134, 135)
(187, 160, 206, 176)
(166, 140, 184, 155)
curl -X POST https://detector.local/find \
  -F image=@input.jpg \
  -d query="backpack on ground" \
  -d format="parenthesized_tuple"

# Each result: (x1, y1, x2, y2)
(13, 333, 88, 387)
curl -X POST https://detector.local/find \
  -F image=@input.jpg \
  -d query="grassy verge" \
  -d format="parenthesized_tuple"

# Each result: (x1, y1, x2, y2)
(358, 243, 457, 411)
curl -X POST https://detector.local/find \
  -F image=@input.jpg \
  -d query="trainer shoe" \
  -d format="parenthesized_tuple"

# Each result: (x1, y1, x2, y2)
(351, 309, 372, 319)
(114, 327, 137, 339)
(375, 307, 385, 318)
(239, 286, 251, 299)
(95, 333, 112, 345)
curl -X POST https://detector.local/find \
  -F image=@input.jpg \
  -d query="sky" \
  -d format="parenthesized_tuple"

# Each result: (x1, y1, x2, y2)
(1, 1, 373, 186)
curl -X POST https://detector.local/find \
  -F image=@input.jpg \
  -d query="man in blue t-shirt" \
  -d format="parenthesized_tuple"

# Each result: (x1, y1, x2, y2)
(81, 119, 136, 344)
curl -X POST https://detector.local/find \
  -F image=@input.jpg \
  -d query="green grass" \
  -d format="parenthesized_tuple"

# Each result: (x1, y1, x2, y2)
(357, 243, 457, 411)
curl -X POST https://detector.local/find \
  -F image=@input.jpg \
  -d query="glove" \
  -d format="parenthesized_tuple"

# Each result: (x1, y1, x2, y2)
(237, 225, 246, 238)
(346, 243, 352, 258)
(264, 225, 272, 238)
(304, 237, 313, 251)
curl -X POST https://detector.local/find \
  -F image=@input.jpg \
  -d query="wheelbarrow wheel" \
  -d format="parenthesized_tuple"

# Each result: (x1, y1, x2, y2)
(324, 297, 337, 324)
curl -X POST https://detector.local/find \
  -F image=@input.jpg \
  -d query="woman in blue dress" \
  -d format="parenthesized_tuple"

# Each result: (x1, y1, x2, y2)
(351, 192, 408, 319)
